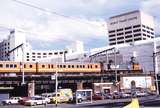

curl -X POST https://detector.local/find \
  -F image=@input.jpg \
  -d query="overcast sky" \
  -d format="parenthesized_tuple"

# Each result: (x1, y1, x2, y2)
(0, 0, 160, 50)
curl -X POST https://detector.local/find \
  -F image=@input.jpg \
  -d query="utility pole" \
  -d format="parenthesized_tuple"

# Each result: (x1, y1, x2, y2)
(153, 39, 159, 95)
(114, 47, 117, 82)
(55, 64, 58, 107)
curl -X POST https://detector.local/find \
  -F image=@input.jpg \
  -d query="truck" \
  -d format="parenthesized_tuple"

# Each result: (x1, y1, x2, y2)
(51, 88, 73, 103)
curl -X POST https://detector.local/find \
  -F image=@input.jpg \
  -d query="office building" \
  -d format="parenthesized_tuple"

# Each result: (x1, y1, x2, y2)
(107, 10, 155, 45)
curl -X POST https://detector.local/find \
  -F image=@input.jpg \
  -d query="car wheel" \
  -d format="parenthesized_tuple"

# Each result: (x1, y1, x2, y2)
(78, 99, 82, 103)
(8, 102, 11, 105)
(44, 102, 47, 106)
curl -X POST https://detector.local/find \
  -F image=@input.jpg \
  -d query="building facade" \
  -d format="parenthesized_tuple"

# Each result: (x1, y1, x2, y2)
(107, 10, 155, 45)
(90, 37, 160, 73)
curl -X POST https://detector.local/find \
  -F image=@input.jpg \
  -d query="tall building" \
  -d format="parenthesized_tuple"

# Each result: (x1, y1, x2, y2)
(107, 10, 155, 45)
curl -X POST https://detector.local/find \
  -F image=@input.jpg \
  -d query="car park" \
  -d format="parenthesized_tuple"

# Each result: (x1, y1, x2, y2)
(2, 97, 22, 105)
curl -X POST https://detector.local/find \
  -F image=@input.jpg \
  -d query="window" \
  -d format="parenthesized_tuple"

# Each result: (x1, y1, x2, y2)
(117, 41, 124, 44)
(43, 53, 47, 55)
(109, 34, 115, 37)
(142, 29, 146, 32)
(51, 65, 54, 68)
(24, 64, 26, 68)
(142, 25, 146, 28)
(32, 59, 35, 61)
(151, 32, 154, 35)
(27, 56, 29, 58)
(143, 34, 146, 36)
(117, 37, 124, 40)
(125, 31, 132, 34)
(60, 65, 63, 68)
(133, 25, 140, 28)
(134, 38, 141, 41)
(48, 64, 50, 68)
(147, 31, 150, 33)
(27, 59, 29, 61)
(10, 64, 13, 68)
(117, 32, 123, 36)
(109, 38, 116, 41)
(30, 65, 33, 68)
(32, 52, 35, 55)
(14, 64, 17, 68)
(80, 65, 82, 68)
(72, 65, 74, 68)
(68, 65, 71, 68)
(133, 29, 141, 32)
(54, 52, 58, 55)
(42, 65, 45, 68)
(117, 28, 123, 32)
(126, 40, 132, 42)
(60, 52, 63, 54)
(37, 56, 41, 58)
(125, 35, 132, 38)
(125, 26, 131, 30)
(77, 65, 79, 68)
(63, 65, 66, 68)
(95, 65, 98, 68)
(110, 43, 116, 45)
(109, 30, 115, 33)
(83, 65, 85, 68)
(0, 64, 3, 68)
(6, 64, 9, 68)
(134, 33, 141, 37)
(49, 53, 52, 55)
(37, 53, 41, 55)
(27, 53, 29, 55)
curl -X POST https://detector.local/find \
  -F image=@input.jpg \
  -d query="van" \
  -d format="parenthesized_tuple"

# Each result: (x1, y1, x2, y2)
(51, 89, 73, 103)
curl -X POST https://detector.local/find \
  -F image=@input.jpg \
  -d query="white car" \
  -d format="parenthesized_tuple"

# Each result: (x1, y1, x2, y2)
(2, 97, 22, 105)
(24, 96, 47, 106)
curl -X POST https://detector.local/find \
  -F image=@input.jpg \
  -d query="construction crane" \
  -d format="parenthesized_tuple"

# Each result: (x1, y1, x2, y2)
(7, 43, 25, 85)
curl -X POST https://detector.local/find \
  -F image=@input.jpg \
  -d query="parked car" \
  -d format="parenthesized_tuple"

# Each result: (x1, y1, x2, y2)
(2, 97, 22, 105)
(135, 91, 148, 97)
(92, 93, 103, 100)
(18, 97, 31, 105)
(24, 96, 47, 106)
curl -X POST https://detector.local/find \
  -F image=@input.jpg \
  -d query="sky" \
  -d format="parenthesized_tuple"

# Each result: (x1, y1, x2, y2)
(0, 0, 160, 50)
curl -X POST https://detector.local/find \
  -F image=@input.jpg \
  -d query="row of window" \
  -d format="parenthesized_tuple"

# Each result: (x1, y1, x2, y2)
(108, 24, 154, 34)
(41, 64, 98, 69)
(27, 51, 68, 56)
(0, 64, 17, 68)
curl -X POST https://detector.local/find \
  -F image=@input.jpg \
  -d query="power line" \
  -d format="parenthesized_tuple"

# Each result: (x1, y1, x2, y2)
(10, 0, 105, 29)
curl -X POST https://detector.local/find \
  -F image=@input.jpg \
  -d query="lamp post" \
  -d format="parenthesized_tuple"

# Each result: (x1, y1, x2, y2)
(55, 64, 58, 107)
(114, 47, 117, 82)
(21, 44, 25, 85)
(153, 39, 159, 95)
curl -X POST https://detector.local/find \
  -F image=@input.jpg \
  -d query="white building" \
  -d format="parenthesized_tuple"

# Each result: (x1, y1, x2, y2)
(107, 10, 155, 45)
(0, 30, 85, 62)
(0, 30, 26, 61)
(90, 37, 160, 73)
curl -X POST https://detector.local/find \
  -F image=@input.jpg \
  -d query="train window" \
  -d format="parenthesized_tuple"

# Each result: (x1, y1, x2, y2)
(88, 65, 90, 68)
(72, 65, 74, 68)
(14, 64, 17, 68)
(80, 65, 82, 68)
(0, 64, 3, 68)
(60, 65, 62, 68)
(57, 65, 59, 68)
(68, 65, 71, 68)
(24, 64, 26, 68)
(51, 64, 54, 68)
(90, 65, 92, 68)
(95, 65, 98, 68)
(83, 65, 85, 68)
(63, 65, 65, 68)
(29, 65, 32, 68)
(10, 64, 13, 68)
(77, 65, 79, 68)
(42, 65, 45, 68)
(48, 64, 50, 68)
(6, 64, 9, 68)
